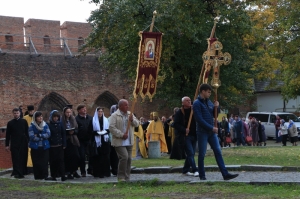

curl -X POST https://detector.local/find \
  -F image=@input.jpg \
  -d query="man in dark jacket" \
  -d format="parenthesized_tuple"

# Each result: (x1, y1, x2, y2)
(193, 84, 238, 181)
(173, 96, 199, 177)
(5, 108, 29, 178)
(75, 104, 93, 177)
(233, 115, 245, 146)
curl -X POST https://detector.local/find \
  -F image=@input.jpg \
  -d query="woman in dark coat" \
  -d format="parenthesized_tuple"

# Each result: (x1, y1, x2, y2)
(61, 107, 80, 179)
(46, 110, 67, 181)
(88, 107, 111, 178)
(28, 111, 51, 180)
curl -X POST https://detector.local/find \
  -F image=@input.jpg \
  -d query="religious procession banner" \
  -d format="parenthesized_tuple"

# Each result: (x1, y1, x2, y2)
(133, 31, 163, 102)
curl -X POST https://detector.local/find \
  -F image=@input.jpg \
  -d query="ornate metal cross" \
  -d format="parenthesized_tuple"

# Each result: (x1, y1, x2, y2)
(202, 40, 231, 89)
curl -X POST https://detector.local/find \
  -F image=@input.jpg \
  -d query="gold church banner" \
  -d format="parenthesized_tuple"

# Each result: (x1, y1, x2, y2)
(133, 31, 163, 102)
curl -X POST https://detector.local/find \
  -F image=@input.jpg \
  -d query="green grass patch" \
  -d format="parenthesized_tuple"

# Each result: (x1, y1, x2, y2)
(1, 178, 300, 198)
(132, 146, 300, 168)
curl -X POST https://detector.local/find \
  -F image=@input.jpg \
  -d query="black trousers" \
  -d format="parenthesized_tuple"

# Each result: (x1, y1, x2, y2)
(31, 147, 49, 180)
(49, 146, 65, 178)
(78, 141, 90, 174)
(10, 141, 28, 177)
(64, 140, 80, 174)
(282, 134, 288, 145)
(110, 145, 119, 175)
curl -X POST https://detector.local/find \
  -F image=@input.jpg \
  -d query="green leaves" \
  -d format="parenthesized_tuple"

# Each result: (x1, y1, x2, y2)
(84, 0, 255, 109)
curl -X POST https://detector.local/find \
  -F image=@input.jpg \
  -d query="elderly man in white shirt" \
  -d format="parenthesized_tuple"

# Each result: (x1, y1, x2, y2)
(109, 99, 139, 182)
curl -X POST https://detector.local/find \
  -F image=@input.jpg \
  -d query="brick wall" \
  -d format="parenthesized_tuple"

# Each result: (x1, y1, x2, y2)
(0, 127, 12, 168)
(0, 15, 174, 169)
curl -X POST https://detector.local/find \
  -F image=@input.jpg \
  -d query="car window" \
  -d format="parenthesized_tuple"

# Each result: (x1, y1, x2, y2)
(270, 115, 276, 123)
(248, 114, 269, 122)
(278, 114, 300, 122)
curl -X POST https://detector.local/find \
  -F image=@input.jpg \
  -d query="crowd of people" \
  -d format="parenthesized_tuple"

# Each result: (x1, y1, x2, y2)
(6, 84, 242, 182)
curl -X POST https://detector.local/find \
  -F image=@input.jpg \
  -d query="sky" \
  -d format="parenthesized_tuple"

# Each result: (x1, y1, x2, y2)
(0, 0, 99, 24)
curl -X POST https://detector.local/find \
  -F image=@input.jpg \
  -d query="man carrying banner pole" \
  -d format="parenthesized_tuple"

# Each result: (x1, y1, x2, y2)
(191, 17, 238, 181)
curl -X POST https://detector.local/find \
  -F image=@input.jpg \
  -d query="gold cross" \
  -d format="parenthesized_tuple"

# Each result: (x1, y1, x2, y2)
(202, 40, 231, 88)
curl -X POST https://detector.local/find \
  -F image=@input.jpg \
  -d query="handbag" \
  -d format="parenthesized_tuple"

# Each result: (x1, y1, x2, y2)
(246, 136, 253, 143)
(225, 136, 232, 143)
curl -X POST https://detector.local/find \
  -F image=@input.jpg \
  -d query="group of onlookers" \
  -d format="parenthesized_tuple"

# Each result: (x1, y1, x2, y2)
(5, 103, 120, 181)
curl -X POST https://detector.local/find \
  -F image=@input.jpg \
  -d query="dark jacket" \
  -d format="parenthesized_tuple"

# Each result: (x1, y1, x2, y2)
(5, 118, 29, 148)
(173, 107, 196, 137)
(47, 121, 66, 147)
(75, 114, 93, 142)
(193, 95, 215, 133)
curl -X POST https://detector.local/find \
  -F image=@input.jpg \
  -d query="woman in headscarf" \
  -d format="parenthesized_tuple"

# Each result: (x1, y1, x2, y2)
(279, 119, 288, 146)
(288, 119, 298, 146)
(61, 106, 80, 179)
(46, 110, 67, 181)
(28, 111, 51, 180)
(88, 107, 111, 178)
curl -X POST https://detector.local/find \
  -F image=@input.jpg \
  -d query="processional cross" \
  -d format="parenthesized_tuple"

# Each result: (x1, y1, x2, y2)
(202, 40, 231, 88)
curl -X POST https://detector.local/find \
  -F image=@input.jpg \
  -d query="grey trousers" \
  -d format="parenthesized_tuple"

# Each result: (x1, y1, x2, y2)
(114, 146, 133, 181)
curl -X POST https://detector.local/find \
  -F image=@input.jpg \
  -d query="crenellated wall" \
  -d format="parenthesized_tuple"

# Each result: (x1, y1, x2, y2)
(0, 15, 92, 54)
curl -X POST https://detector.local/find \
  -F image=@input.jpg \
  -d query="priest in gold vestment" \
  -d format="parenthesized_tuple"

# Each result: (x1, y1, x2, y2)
(146, 112, 168, 153)
(132, 125, 148, 159)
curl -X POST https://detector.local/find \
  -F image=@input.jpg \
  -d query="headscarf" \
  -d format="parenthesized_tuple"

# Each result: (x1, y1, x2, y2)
(110, 104, 117, 115)
(93, 108, 109, 147)
(288, 120, 294, 129)
(32, 111, 46, 131)
(49, 110, 60, 123)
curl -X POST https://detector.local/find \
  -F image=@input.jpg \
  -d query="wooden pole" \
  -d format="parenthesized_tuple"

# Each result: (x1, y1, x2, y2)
(186, 18, 218, 134)
(149, 10, 157, 32)
(124, 98, 137, 135)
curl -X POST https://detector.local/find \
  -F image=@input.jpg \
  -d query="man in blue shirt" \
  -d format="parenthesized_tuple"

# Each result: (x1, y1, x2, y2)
(193, 84, 238, 181)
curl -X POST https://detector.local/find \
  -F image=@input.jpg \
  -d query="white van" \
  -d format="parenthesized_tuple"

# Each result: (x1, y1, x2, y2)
(245, 112, 300, 139)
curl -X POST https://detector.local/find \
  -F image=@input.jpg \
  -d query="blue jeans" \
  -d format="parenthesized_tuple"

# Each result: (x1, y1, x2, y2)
(236, 134, 245, 146)
(182, 135, 198, 173)
(197, 131, 228, 178)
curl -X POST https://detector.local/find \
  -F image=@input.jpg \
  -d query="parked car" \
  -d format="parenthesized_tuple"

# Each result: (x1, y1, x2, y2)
(245, 112, 300, 139)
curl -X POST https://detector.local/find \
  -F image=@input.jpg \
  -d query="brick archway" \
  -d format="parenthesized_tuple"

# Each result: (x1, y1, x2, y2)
(92, 91, 119, 116)
(38, 92, 70, 120)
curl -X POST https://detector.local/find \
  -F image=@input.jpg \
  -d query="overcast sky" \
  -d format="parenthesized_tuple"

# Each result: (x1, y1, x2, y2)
(0, 0, 99, 24)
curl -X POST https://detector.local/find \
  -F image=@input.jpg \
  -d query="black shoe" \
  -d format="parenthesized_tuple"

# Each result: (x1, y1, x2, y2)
(61, 176, 67, 181)
(14, 175, 24, 179)
(73, 172, 81, 178)
(264, 143, 266, 146)
(223, 173, 239, 181)
(200, 177, 206, 180)
(99, 175, 104, 178)
(45, 177, 57, 181)
(67, 174, 74, 179)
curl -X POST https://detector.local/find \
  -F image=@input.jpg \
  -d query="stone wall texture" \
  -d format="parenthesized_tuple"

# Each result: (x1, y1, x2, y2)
(0, 15, 173, 168)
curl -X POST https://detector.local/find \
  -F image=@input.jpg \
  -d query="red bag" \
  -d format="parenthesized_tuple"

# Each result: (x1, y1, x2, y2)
(226, 137, 232, 143)
(246, 136, 253, 143)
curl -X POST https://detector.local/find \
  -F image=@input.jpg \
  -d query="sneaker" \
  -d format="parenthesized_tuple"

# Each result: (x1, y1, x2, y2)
(184, 172, 194, 176)
(223, 173, 239, 181)
(200, 177, 207, 180)
(81, 173, 86, 177)
(194, 172, 199, 177)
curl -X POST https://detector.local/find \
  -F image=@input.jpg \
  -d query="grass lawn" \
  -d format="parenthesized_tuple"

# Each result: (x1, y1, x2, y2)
(131, 146, 300, 168)
(1, 178, 300, 199)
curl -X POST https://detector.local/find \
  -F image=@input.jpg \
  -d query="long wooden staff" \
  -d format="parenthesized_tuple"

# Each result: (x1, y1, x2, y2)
(186, 18, 218, 135)
(124, 11, 157, 135)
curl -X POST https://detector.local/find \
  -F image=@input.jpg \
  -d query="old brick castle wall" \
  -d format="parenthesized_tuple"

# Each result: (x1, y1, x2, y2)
(0, 15, 172, 168)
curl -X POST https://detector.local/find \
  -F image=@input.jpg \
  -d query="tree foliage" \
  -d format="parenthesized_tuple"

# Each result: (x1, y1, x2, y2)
(83, 0, 256, 110)
(246, 0, 300, 101)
